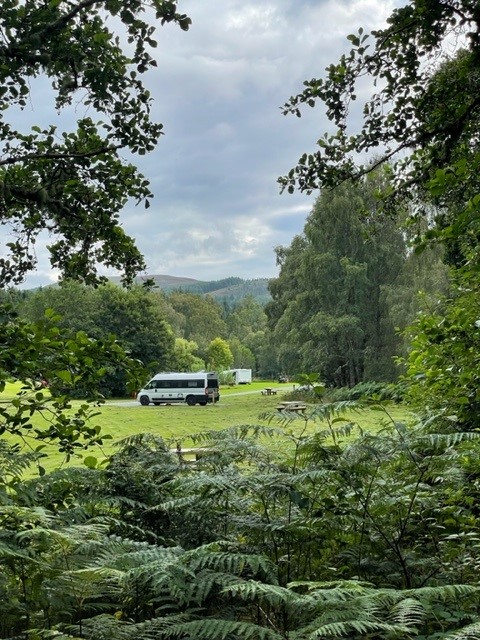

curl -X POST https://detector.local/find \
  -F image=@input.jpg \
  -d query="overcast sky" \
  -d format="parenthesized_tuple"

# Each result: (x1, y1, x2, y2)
(18, 0, 399, 288)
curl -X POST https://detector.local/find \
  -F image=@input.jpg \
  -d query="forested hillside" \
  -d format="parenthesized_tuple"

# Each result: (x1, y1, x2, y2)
(109, 274, 271, 304)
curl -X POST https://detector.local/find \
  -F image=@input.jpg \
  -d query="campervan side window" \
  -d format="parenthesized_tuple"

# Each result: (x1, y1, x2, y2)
(149, 379, 205, 389)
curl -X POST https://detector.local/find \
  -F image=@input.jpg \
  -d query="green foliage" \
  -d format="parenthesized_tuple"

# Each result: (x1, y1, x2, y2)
(267, 175, 404, 385)
(13, 281, 271, 381)
(398, 144, 480, 433)
(328, 381, 407, 403)
(0, 0, 191, 286)
(227, 295, 268, 338)
(382, 246, 451, 357)
(0, 302, 145, 457)
(88, 283, 176, 393)
(228, 337, 256, 370)
(0, 0, 190, 468)
(113, 275, 272, 304)
(402, 271, 480, 430)
(226, 296, 268, 371)
(275, 0, 480, 444)
(279, 2, 480, 204)
(207, 337, 234, 372)
(167, 292, 228, 354)
(218, 370, 235, 385)
(277, 3, 479, 379)
(17, 282, 176, 396)
(173, 338, 205, 372)
(3, 406, 480, 638)
(169, 276, 243, 295)
(4, 2, 480, 638)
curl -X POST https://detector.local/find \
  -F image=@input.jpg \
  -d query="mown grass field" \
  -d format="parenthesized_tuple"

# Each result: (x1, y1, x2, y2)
(3, 381, 413, 472)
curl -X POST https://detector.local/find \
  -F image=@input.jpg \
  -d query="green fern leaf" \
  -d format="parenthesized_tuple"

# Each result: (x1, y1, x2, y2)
(162, 617, 283, 639)
(442, 621, 480, 640)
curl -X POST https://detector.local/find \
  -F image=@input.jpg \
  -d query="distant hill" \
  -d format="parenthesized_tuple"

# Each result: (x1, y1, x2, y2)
(207, 279, 272, 305)
(109, 274, 272, 305)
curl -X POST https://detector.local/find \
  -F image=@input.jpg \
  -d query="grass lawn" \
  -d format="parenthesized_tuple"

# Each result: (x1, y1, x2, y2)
(2, 382, 413, 472)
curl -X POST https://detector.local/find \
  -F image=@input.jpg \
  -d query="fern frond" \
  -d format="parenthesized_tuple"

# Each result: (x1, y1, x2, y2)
(160, 617, 284, 640)
(0, 440, 41, 485)
(60, 521, 111, 543)
(60, 614, 133, 640)
(287, 469, 333, 484)
(113, 432, 169, 452)
(309, 401, 362, 421)
(0, 540, 35, 561)
(301, 423, 357, 445)
(223, 580, 302, 608)
(189, 424, 282, 444)
(95, 539, 182, 571)
(181, 569, 242, 605)
(156, 494, 202, 512)
(389, 596, 425, 626)
(288, 580, 374, 592)
(0, 504, 57, 527)
(110, 494, 150, 510)
(417, 431, 480, 450)
(130, 611, 198, 639)
(304, 617, 411, 638)
(165, 471, 245, 496)
(42, 633, 84, 640)
(148, 560, 197, 606)
(185, 548, 276, 579)
(443, 621, 480, 640)
(403, 584, 479, 601)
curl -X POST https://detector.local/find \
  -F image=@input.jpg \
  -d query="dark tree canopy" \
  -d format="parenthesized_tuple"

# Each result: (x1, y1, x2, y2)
(0, 0, 190, 287)
(267, 174, 405, 385)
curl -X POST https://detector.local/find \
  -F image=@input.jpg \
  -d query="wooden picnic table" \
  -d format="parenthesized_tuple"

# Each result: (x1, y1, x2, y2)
(261, 387, 277, 396)
(276, 401, 308, 415)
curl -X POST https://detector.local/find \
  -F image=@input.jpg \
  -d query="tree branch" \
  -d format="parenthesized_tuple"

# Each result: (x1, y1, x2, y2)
(0, 145, 122, 167)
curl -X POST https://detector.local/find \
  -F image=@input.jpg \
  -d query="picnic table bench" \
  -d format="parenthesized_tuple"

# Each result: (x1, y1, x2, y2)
(276, 401, 308, 415)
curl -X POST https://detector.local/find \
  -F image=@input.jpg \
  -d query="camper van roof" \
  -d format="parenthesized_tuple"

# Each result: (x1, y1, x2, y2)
(152, 371, 216, 377)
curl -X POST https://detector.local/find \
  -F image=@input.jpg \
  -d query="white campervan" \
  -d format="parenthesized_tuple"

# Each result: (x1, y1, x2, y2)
(137, 372, 220, 406)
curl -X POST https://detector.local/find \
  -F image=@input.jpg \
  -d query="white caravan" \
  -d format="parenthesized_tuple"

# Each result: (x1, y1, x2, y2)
(224, 368, 252, 384)
(137, 372, 220, 406)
